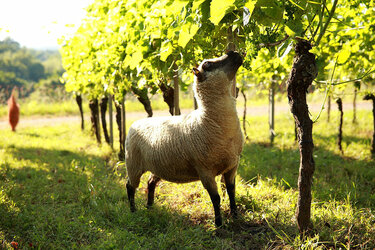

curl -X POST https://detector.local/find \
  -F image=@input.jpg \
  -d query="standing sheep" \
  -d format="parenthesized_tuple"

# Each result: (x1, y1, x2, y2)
(125, 51, 244, 226)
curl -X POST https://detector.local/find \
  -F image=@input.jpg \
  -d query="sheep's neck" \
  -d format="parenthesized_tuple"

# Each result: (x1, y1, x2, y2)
(196, 91, 239, 127)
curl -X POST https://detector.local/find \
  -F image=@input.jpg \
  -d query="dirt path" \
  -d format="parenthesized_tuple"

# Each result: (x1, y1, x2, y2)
(0, 102, 371, 130)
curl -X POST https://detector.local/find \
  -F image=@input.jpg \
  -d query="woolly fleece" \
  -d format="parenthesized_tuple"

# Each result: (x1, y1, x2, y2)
(125, 53, 243, 188)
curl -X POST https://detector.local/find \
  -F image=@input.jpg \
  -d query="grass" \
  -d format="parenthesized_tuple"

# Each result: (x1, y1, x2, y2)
(0, 105, 374, 248)
(0, 89, 341, 118)
(0, 93, 196, 118)
(0, 100, 77, 117)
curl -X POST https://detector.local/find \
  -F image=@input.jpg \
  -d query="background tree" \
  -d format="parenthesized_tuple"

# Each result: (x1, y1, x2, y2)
(0, 38, 66, 102)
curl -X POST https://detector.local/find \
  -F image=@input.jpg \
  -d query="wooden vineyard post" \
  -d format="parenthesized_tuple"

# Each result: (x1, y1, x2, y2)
(121, 98, 126, 150)
(108, 95, 113, 148)
(173, 63, 181, 116)
(227, 27, 237, 98)
(336, 98, 344, 154)
(269, 81, 275, 145)
(286, 39, 318, 234)
(364, 93, 375, 156)
(353, 88, 357, 124)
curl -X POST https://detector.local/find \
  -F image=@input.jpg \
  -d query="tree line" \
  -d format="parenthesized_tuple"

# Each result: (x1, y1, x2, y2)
(0, 38, 65, 103)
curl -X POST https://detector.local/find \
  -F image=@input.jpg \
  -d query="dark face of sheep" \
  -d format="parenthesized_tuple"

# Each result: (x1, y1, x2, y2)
(193, 51, 243, 83)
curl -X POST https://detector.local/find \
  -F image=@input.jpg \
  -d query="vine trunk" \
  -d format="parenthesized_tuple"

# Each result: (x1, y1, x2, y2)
(100, 96, 110, 144)
(89, 99, 101, 144)
(75, 94, 84, 131)
(286, 39, 317, 234)
(336, 98, 344, 154)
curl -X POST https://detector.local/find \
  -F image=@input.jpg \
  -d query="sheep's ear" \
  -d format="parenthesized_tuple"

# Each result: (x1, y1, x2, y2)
(192, 68, 206, 82)
(192, 67, 200, 76)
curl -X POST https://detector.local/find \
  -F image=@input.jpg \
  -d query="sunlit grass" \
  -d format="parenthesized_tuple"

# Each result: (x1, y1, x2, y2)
(0, 94, 197, 118)
(0, 106, 374, 248)
(1, 90, 356, 118)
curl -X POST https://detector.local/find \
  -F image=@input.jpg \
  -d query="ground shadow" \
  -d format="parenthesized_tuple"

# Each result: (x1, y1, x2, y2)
(238, 140, 375, 209)
(18, 131, 43, 138)
(313, 133, 372, 148)
(6, 145, 104, 168)
(0, 145, 114, 248)
(0, 143, 301, 248)
(2, 137, 373, 248)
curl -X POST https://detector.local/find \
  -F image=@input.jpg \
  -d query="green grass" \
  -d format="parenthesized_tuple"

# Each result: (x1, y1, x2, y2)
(1, 85, 373, 118)
(0, 107, 374, 248)
(0, 100, 80, 118)
(0, 94, 197, 118)
(0, 90, 334, 118)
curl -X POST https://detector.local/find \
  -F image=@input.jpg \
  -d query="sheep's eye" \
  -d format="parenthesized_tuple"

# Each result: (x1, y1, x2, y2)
(203, 61, 212, 70)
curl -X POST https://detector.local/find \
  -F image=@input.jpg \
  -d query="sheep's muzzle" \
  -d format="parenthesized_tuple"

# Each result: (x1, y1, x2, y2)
(216, 51, 243, 81)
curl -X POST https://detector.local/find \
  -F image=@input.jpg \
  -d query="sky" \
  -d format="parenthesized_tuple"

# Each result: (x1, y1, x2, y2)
(0, 0, 93, 50)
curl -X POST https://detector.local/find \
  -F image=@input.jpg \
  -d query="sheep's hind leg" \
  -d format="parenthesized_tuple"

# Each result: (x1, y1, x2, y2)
(126, 182, 136, 212)
(147, 174, 161, 208)
(223, 167, 237, 217)
(126, 171, 143, 212)
(200, 175, 222, 227)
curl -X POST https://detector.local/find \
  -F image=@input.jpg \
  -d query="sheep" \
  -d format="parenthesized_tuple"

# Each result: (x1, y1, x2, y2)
(125, 51, 244, 226)
(8, 88, 20, 132)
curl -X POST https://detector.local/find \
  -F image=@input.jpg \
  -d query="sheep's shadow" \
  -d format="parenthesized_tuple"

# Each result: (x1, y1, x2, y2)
(216, 217, 293, 248)
(126, 199, 295, 248)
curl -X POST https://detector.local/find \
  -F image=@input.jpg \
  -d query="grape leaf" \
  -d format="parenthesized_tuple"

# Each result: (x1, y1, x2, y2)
(178, 23, 200, 48)
(166, 0, 188, 16)
(285, 19, 303, 37)
(209, 0, 235, 25)
(192, 0, 206, 12)
(160, 41, 173, 62)
(337, 49, 350, 64)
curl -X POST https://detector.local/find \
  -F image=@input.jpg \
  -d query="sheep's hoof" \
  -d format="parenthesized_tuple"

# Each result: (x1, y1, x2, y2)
(215, 217, 223, 227)
(130, 206, 136, 213)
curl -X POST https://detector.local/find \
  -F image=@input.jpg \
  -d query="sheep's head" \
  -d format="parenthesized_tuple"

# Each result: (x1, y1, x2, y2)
(193, 51, 243, 94)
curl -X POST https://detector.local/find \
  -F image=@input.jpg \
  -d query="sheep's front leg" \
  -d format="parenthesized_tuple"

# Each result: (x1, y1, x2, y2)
(147, 174, 161, 208)
(200, 176, 222, 227)
(223, 167, 237, 217)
